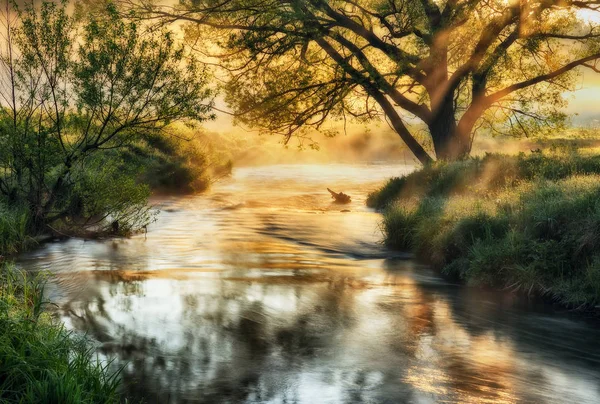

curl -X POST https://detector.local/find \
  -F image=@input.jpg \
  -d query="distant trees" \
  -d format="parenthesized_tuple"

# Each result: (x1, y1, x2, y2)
(138, 0, 600, 163)
(0, 0, 214, 232)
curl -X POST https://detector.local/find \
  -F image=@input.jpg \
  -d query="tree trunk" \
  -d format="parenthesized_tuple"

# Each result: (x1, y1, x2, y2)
(429, 94, 471, 160)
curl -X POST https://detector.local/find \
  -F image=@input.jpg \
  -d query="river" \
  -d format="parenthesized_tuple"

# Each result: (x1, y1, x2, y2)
(16, 164, 600, 403)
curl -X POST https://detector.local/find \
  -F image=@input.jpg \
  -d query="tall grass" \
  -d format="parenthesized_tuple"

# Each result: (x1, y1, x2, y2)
(0, 205, 33, 256)
(0, 264, 121, 403)
(369, 152, 600, 307)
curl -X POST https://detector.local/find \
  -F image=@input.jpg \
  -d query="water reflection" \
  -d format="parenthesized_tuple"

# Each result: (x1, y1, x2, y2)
(17, 164, 600, 403)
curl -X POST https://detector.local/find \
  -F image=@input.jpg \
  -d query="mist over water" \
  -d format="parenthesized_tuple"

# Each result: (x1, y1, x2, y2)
(16, 164, 600, 404)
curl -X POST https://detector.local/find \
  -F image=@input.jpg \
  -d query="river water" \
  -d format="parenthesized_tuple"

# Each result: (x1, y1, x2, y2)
(16, 164, 600, 403)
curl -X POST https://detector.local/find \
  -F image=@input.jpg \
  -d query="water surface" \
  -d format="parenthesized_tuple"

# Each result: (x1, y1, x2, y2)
(17, 164, 600, 403)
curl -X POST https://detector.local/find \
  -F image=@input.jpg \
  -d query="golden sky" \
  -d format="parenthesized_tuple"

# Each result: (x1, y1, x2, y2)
(565, 72, 600, 122)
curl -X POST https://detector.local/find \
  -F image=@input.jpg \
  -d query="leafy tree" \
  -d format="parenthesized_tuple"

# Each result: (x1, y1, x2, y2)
(138, 0, 600, 163)
(0, 0, 214, 231)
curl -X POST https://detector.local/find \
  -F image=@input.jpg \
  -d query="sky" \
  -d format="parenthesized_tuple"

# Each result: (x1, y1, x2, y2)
(565, 72, 600, 125)
(10, 0, 600, 135)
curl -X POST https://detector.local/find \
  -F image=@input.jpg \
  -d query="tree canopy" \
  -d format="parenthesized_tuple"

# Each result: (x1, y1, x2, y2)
(137, 0, 600, 163)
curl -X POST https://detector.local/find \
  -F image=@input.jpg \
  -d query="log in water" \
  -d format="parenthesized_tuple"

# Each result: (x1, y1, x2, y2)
(17, 164, 600, 404)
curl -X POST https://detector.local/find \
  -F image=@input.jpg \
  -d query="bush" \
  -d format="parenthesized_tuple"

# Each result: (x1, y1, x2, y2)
(71, 159, 155, 235)
(115, 129, 232, 194)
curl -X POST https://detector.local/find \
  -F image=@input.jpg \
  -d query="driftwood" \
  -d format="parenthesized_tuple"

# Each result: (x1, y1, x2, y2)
(327, 188, 352, 204)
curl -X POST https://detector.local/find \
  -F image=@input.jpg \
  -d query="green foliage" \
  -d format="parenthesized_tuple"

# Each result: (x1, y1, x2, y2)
(381, 206, 419, 251)
(0, 0, 214, 234)
(70, 159, 154, 235)
(370, 152, 600, 307)
(367, 152, 600, 209)
(0, 264, 121, 403)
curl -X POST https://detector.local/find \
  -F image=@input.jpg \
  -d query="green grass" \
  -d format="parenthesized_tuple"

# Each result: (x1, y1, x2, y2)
(368, 152, 600, 307)
(0, 264, 121, 403)
(0, 205, 33, 256)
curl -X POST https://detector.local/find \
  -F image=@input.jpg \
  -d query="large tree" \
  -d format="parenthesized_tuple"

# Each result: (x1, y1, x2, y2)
(136, 0, 600, 163)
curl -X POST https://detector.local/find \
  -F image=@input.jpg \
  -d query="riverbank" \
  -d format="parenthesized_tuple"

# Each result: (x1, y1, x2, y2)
(368, 152, 600, 308)
(0, 264, 121, 403)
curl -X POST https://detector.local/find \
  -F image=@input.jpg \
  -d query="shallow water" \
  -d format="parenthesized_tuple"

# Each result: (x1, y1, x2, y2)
(17, 164, 600, 404)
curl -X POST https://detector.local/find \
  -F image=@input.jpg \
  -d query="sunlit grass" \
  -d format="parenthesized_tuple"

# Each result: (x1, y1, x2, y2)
(369, 152, 600, 307)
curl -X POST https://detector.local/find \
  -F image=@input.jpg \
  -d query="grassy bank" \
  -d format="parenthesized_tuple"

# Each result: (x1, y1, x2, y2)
(0, 265, 120, 403)
(368, 153, 600, 307)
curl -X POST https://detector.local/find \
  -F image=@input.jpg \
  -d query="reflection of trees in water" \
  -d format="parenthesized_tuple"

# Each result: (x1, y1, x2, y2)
(47, 242, 600, 404)
(14, 165, 600, 403)
(59, 259, 600, 403)
(65, 268, 420, 403)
